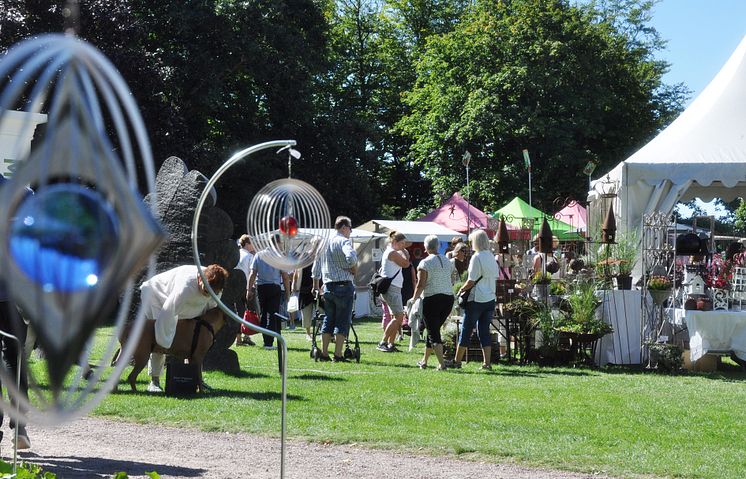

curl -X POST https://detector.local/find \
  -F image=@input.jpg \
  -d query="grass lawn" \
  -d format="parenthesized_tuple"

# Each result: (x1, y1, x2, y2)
(64, 316, 746, 479)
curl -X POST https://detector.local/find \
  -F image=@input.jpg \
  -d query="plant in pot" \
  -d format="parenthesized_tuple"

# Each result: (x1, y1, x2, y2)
(612, 231, 638, 290)
(556, 280, 613, 346)
(527, 302, 567, 365)
(531, 271, 551, 300)
(647, 275, 672, 306)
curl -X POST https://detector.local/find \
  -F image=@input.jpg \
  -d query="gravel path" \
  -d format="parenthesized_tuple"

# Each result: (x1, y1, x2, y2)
(5, 417, 616, 479)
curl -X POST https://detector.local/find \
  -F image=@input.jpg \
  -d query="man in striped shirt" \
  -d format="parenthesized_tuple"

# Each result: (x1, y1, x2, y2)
(312, 216, 358, 362)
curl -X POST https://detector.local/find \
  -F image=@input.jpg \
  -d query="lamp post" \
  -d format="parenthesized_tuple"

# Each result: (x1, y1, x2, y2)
(462, 150, 472, 237)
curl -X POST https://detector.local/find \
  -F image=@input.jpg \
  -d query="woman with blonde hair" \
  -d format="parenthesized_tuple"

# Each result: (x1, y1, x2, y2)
(451, 229, 499, 369)
(377, 231, 411, 352)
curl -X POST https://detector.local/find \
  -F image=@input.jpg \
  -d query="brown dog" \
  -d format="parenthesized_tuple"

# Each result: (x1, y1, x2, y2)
(116, 307, 227, 392)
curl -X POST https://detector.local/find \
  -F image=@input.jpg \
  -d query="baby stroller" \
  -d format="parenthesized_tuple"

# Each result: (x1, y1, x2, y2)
(309, 292, 361, 363)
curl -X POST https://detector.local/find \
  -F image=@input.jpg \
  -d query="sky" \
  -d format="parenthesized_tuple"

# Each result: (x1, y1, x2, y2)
(646, 0, 746, 217)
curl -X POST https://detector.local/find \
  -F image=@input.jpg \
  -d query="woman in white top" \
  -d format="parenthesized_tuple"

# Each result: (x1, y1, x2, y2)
(377, 231, 411, 352)
(410, 234, 456, 370)
(452, 229, 500, 370)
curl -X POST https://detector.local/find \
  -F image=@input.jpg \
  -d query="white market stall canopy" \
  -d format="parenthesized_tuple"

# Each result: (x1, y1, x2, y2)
(356, 220, 466, 243)
(297, 228, 386, 243)
(591, 34, 746, 232)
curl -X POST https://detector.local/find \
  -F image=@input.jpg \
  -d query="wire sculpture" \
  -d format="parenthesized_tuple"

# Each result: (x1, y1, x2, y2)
(0, 34, 165, 423)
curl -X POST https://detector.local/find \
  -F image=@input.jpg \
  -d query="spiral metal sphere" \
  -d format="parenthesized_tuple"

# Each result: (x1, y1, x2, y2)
(0, 34, 164, 425)
(247, 178, 331, 271)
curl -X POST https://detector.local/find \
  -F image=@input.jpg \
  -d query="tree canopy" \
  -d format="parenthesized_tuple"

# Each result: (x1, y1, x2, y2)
(1, 0, 687, 229)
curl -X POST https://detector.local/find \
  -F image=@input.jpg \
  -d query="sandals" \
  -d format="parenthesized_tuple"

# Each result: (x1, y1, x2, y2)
(444, 359, 461, 369)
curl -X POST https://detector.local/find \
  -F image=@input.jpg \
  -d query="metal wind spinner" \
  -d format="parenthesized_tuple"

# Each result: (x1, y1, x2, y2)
(0, 34, 165, 423)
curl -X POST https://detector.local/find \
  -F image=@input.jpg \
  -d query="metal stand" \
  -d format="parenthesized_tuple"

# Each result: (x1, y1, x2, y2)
(640, 212, 675, 366)
(0, 329, 23, 476)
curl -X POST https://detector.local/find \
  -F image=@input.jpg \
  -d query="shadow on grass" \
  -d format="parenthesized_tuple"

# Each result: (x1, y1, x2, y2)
(20, 452, 204, 478)
(292, 373, 346, 382)
(111, 387, 305, 401)
(218, 369, 271, 379)
(601, 363, 746, 381)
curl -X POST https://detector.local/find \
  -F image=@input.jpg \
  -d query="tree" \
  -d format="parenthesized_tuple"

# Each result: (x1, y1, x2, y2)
(397, 0, 687, 214)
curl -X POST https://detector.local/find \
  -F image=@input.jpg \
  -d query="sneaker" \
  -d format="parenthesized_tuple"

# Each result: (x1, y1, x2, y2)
(317, 354, 332, 362)
(14, 431, 30, 450)
(305, 334, 313, 341)
(288, 322, 296, 331)
(147, 381, 163, 393)
(332, 355, 349, 363)
(376, 342, 389, 352)
(416, 360, 427, 369)
(241, 337, 256, 346)
(480, 364, 492, 371)
(263, 345, 278, 351)
(388, 344, 400, 352)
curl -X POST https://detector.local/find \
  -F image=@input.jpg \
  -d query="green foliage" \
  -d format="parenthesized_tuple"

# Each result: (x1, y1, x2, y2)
(612, 230, 639, 276)
(0, 459, 56, 478)
(557, 280, 612, 336)
(647, 343, 684, 373)
(549, 280, 566, 296)
(0, 0, 685, 224)
(735, 198, 746, 234)
(397, 0, 686, 212)
(531, 271, 551, 285)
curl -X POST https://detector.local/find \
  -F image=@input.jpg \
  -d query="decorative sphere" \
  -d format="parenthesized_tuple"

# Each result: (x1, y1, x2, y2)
(247, 178, 330, 271)
(9, 184, 119, 292)
(279, 216, 298, 237)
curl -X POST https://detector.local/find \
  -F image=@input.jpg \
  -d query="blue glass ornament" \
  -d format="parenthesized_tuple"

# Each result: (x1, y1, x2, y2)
(9, 184, 119, 292)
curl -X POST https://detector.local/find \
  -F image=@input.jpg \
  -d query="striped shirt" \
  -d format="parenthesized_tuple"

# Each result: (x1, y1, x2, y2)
(312, 232, 357, 284)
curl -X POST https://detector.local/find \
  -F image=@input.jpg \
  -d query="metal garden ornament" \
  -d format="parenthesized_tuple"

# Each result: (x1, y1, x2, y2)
(0, 34, 165, 423)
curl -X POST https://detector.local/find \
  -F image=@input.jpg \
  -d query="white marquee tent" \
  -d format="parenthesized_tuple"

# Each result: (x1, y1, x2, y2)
(590, 34, 746, 232)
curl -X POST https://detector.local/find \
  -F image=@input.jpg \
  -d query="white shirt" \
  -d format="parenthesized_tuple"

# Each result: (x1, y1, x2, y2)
(467, 251, 499, 303)
(140, 265, 219, 348)
(381, 246, 404, 288)
(235, 248, 254, 281)
(418, 253, 456, 297)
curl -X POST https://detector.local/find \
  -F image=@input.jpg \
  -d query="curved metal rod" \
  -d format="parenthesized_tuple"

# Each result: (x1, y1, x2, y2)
(191, 139, 295, 479)
(0, 329, 22, 474)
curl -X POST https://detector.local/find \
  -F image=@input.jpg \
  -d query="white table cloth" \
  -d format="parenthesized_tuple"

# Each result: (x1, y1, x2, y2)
(685, 311, 746, 362)
(594, 290, 643, 366)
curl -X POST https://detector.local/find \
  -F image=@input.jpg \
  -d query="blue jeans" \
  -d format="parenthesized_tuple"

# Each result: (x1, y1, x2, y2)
(321, 282, 354, 336)
(458, 300, 495, 347)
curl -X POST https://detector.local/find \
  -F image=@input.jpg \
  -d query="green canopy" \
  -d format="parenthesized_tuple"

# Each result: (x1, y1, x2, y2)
(493, 197, 584, 241)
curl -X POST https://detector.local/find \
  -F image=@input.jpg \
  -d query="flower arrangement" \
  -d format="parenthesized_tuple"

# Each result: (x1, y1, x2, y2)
(704, 253, 731, 289)
(531, 271, 551, 285)
(647, 275, 672, 291)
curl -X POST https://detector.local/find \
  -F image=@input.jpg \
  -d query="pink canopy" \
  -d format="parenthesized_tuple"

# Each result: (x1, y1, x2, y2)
(555, 203, 587, 232)
(419, 192, 501, 235)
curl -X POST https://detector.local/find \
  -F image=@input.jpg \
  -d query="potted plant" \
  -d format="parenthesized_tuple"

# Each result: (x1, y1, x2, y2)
(556, 280, 613, 345)
(612, 231, 638, 290)
(531, 271, 551, 300)
(647, 275, 673, 305)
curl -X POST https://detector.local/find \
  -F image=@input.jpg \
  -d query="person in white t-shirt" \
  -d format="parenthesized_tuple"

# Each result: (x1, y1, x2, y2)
(235, 234, 256, 346)
(451, 230, 500, 370)
(377, 231, 411, 352)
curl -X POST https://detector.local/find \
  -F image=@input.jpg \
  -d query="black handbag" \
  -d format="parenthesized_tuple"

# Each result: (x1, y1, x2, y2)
(457, 276, 482, 307)
(369, 269, 400, 296)
(165, 360, 200, 397)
